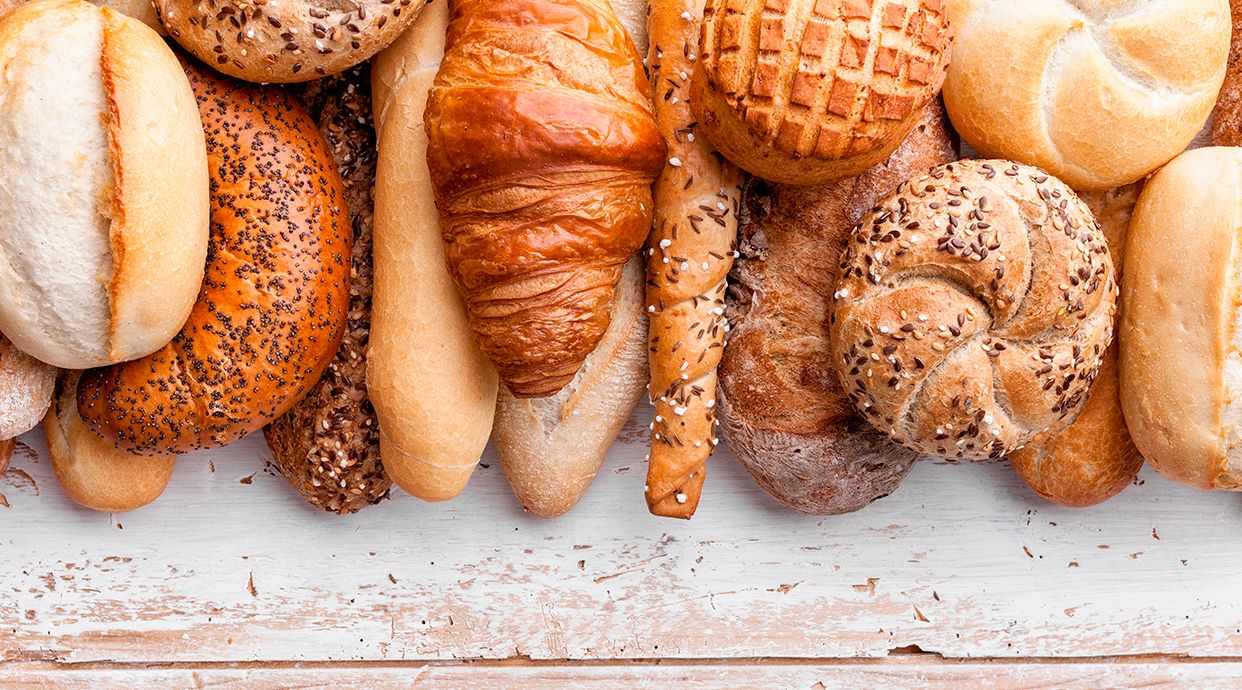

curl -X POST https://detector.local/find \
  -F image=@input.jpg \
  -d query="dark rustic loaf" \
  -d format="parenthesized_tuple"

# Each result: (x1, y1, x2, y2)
(77, 59, 352, 455)
(718, 102, 957, 515)
(264, 65, 390, 514)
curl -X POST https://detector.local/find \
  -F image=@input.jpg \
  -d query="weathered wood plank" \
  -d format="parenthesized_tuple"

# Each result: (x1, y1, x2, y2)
(3, 404, 1242, 663)
(3, 661, 1242, 689)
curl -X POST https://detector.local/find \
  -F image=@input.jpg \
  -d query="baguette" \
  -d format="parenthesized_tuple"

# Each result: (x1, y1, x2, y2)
(265, 65, 390, 514)
(643, 0, 742, 519)
(1007, 185, 1144, 507)
(494, 257, 648, 518)
(718, 103, 956, 514)
(369, 2, 498, 502)
(46, 372, 174, 512)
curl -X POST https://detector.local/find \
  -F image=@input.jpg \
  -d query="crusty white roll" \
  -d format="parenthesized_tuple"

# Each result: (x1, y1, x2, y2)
(370, 2, 499, 502)
(945, 0, 1229, 191)
(1120, 147, 1242, 490)
(494, 257, 647, 518)
(45, 372, 175, 512)
(0, 0, 208, 370)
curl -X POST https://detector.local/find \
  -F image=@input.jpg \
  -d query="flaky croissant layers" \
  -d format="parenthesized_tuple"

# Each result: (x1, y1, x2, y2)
(424, 0, 665, 398)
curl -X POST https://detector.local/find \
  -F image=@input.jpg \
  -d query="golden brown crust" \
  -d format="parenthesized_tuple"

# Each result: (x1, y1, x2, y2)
(830, 160, 1117, 461)
(1008, 184, 1144, 507)
(1212, 0, 1242, 146)
(946, 0, 1228, 190)
(1120, 147, 1242, 490)
(424, 0, 665, 398)
(157, 0, 427, 83)
(264, 65, 389, 514)
(643, 0, 743, 519)
(47, 372, 175, 512)
(693, 0, 951, 185)
(77, 59, 352, 455)
(719, 101, 956, 515)
(0, 437, 13, 475)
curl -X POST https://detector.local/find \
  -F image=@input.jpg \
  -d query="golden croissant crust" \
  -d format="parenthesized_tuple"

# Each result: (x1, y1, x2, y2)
(425, 0, 665, 398)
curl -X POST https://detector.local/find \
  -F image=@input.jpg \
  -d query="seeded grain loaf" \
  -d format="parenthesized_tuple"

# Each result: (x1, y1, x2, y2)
(717, 103, 956, 515)
(264, 65, 389, 514)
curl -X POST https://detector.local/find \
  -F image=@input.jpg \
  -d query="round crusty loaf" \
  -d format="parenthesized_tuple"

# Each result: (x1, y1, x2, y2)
(157, 0, 428, 83)
(77, 60, 351, 456)
(719, 101, 957, 516)
(0, 334, 54, 440)
(945, 0, 1229, 191)
(0, 0, 209, 369)
(829, 159, 1117, 461)
(1119, 147, 1242, 490)
(692, 0, 951, 185)
(46, 372, 175, 512)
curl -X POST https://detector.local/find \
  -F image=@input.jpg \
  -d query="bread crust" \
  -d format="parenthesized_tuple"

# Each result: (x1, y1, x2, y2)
(945, 0, 1229, 190)
(264, 65, 389, 515)
(369, 2, 498, 502)
(157, 0, 428, 83)
(425, 0, 665, 398)
(495, 258, 648, 518)
(78, 60, 352, 455)
(1120, 147, 1242, 490)
(693, 0, 951, 185)
(718, 102, 956, 515)
(830, 160, 1117, 461)
(1008, 184, 1144, 507)
(47, 372, 175, 512)
(0, 0, 208, 369)
(1211, 0, 1242, 146)
(0, 335, 54, 440)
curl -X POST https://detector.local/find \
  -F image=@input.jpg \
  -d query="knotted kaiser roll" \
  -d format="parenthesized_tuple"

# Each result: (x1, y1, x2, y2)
(692, 0, 952, 185)
(944, 0, 1229, 191)
(829, 160, 1117, 461)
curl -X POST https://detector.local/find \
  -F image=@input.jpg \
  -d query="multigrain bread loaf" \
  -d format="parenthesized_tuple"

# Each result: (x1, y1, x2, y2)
(370, 2, 498, 502)
(78, 60, 351, 456)
(692, 0, 952, 185)
(265, 65, 389, 514)
(1008, 184, 1144, 507)
(830, 160, 1117, 461)
(0, 0, 208, 369)
(1120, 147, 1242, 490)
(424, 0, 665, 398)
(494, 258, 648, 518)
(46, 372, 175, 512)
(643, 0, 743, 519)
(157, 0, 428, 83)
(718, 103, 955, 515)
(1212, 0, 1242, 146)
(945, 0, 1229, 190)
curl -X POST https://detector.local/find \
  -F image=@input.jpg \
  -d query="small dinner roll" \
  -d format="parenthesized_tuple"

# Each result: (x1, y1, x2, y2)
(944, 0, 1229, 190)
(1120, 147, 1242, 490)
(157, 0, 428, 83)
(0, 0, 208, 369)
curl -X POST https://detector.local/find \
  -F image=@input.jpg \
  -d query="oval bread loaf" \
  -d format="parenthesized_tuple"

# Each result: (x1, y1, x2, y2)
(0, 0, 209, 369)
(77, 59, 352, 456)
(830, 160, 1117, 461)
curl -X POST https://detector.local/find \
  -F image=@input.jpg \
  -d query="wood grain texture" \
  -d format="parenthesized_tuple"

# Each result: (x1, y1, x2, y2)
(4, 662, 1242, 689)
(3, 401, 1242, 665)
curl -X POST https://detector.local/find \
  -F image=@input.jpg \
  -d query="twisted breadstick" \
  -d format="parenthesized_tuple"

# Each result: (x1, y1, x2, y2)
(644, 0, 743, 519)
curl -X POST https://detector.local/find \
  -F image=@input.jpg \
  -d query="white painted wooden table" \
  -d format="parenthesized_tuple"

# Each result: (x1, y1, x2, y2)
(2, 400, 1240, 688)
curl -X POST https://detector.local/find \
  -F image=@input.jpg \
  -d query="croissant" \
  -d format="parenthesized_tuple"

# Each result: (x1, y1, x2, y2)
(424, 0, 666, 398)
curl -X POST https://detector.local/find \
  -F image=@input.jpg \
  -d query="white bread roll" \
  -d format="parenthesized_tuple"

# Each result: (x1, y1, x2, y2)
(494, 257, 648, 518)
(1120, 147, 1242, 491)
(0, 0, 208, 369)
(45, 372, 175, 512)
(370, 2, 499, 502)
(944, 0, 1229, 191)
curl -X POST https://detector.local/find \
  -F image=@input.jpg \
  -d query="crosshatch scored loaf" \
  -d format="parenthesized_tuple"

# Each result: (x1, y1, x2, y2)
(692, 0, 952, 185)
